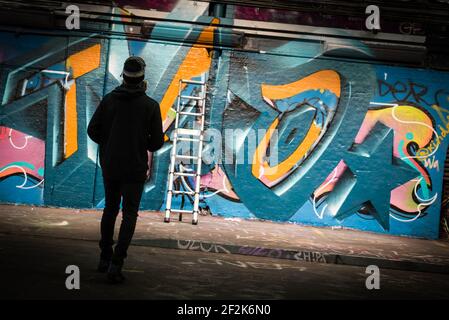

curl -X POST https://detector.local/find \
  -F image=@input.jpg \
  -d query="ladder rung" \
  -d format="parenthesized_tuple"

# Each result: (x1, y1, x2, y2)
(175, 154, 199, 160)
(181, 79, 206, 85)
(180, 95, 204, 101)
(171, 190, 196, 196)
(178, 111, 203, 116)
(177, 128, 201, 136)
(172, 171, 197, 177)
(170, 209, 194, 214)
(176, 137, 200, 142)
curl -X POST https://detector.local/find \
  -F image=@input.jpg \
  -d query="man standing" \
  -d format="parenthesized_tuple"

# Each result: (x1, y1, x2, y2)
(87, 56, 164, 283)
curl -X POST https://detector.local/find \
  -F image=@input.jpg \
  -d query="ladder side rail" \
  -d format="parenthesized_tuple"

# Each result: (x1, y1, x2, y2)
(164, 80, 184, 222)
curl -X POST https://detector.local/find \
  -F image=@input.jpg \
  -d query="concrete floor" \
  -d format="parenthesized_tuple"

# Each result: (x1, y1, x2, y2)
(2, 205, 449, 270)
(1, 232, 449, 300)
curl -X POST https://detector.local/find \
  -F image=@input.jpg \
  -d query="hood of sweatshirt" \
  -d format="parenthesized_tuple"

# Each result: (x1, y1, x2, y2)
(111, 82, 147, 99)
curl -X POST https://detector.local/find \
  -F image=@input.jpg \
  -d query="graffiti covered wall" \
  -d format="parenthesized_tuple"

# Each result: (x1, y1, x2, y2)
(1, 1, 449, 239)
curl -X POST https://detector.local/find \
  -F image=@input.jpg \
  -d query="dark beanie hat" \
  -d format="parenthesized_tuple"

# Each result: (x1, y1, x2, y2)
(122, 56, 146, 78)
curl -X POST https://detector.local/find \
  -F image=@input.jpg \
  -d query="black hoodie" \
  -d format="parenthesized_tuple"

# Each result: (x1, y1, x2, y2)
(87, 82, 164, 182)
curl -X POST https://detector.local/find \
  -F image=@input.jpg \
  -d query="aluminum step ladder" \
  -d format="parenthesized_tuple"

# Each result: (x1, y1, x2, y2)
(164, 76, 207, 225)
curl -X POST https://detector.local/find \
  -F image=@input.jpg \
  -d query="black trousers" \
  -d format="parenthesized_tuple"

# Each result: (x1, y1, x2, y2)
(99, 178, 144, 265)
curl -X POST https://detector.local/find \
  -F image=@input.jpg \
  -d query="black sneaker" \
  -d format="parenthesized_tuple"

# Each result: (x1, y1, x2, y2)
(97, 259, 111, 273)
(107, 263, 126, 284)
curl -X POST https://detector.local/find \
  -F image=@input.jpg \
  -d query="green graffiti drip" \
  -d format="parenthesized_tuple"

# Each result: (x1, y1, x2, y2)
(0, 161, 35, 172)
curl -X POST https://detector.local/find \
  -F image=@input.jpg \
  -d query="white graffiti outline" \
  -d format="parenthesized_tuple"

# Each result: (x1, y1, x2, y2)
(202, 167, 230, 199)
(42, 69, 71, 89)
(390, 104, 439, 220)
(21, 70, 71, 96)
(390, 178, 437, 223)
(413, 177, 438, 204)
(370, 102, 439, 222)
(0, 165, 44, 189)
(308, 82, 352, 219)
(178, 163, 194, 192)
(388, 103, 439, 160)
(8, 129, 32, 150)
(179, 164, 229, 199)
(312, 166, 338, 219)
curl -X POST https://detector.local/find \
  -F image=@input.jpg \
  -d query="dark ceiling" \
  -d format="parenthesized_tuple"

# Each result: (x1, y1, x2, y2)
(0, 0, 447, 57)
